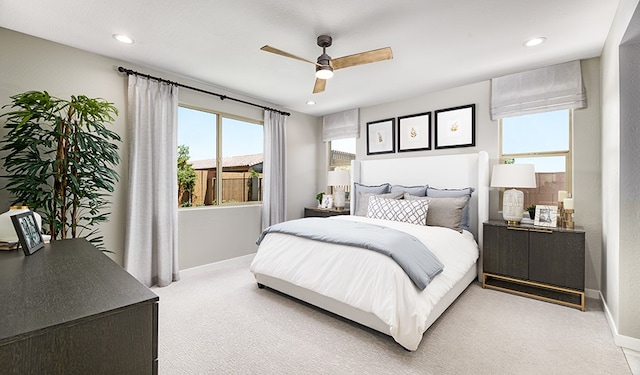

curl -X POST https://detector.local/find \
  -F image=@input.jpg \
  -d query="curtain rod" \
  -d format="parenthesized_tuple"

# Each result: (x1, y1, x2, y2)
(117, 66, 290, 117)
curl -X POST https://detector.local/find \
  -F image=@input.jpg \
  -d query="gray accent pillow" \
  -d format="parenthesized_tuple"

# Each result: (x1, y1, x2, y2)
(353, 182, 390, 214)
(356, 191, 403, 216)
(426, 187, 475, 231)
(390, 184, 428, 196)
(404, 193, 469, 233)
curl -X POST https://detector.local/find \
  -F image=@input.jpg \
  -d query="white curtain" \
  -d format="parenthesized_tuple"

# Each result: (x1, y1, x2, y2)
(322, 108, 360, 142)
(490, 60, 587, 120)
(124, 75, 180, 287)
(262, 110, 287, 229)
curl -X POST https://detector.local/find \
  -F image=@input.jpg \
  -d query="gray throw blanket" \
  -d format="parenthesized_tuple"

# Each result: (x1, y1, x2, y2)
(256, 218, 444, 290)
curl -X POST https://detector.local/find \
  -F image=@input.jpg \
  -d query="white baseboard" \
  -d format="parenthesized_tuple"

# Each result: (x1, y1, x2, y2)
(180, 253, 256, 278)
(601, 291, 640, 352)
(585, 288, 599, 299)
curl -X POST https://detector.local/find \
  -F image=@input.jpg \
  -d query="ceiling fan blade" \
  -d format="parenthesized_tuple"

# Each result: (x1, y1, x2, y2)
(260, 45, 320, 66)
(331, 47, 393, 70)
(313, 78, 326, 94)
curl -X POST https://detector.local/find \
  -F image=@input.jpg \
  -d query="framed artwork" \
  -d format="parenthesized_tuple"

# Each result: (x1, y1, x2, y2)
(434, 104, 476, 149)
(397, 112, 431, 152)
(10, 211, 44, 256)
(366, 118, 395, 155)
(534, 205, 558, 228)
(321, 195, 333, 209)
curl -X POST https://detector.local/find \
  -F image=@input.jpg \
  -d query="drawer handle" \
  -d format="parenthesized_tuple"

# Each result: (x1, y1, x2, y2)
(507, 226, 528, 231)
(530, 228, 553, 234)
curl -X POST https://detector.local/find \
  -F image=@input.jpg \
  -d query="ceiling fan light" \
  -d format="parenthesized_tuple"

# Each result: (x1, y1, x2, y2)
(315, 66, 334, 80)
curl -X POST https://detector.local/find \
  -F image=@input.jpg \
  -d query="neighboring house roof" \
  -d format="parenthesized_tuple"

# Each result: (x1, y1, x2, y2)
(190, 153, 263, 170)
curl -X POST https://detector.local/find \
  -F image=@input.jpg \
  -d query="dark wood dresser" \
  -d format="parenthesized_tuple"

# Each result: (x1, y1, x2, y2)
(0, 238, 159, 374)
(482, 220, 585, 311)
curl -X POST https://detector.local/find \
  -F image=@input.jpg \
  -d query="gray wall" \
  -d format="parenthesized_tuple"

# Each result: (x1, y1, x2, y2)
(333, 62, 602, 294)
(0, 27, 320, 269)
(600, 0, 640, 347)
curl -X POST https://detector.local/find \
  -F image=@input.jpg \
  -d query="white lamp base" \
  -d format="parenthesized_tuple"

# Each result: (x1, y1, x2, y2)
(333, 187, 346, 210)
(502, 188, 524, 224)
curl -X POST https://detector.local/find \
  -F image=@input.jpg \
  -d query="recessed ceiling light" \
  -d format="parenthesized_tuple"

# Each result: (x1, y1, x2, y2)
(113, 34, 134, 44)
(306, 100, 316, 105)
(523, 37, 546, 47)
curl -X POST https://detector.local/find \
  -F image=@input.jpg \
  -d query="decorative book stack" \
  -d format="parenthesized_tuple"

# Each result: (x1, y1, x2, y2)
(0, 241, 20, 251)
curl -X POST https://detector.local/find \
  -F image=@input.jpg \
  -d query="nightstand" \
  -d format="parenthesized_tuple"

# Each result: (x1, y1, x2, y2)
(304, 207, 350, 218)
(482, 220, 585, 311)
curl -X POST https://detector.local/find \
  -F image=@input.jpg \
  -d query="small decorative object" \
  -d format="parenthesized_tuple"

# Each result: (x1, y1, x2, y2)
(534, 205, 558, 228)
(10, 211, 44, 256)
(366, 118, 395, 155)
(316, 192, 325, 208)
(398, 112, 431, 152)
(490, 163, 537, 224)
(563, 197, 575, 229)
(321, 195, 333, 209)
(526, 205, 537, 219)
(557, 190, 568, 227)
(434, 104, 475, 149)
(327, 170, 350, 210)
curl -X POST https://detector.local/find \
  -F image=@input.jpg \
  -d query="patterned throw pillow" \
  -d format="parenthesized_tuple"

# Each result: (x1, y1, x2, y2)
(366, 196, 429, 225)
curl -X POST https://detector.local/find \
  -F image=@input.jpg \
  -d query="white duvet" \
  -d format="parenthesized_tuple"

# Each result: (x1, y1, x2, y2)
(249, 215, 479, 350)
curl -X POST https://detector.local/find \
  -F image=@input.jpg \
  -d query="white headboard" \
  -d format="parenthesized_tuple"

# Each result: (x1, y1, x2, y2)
(350, 151, 489, 249)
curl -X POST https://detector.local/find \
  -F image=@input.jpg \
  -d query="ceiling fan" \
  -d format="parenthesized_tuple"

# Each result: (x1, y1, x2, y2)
(260, 35, 393, 94)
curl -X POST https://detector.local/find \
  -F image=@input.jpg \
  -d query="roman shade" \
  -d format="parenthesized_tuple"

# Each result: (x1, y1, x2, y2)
(490, 60, 587, 120)
(322, 108, 360, 142)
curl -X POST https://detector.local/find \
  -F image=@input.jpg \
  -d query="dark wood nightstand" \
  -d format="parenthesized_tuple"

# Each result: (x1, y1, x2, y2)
(304, 207, 350, 218)
(482, 220, 585, 311)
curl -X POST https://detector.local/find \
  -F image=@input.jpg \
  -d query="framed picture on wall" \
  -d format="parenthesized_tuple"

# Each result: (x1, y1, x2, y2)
(434, 104, 476, 149)
(366, 118, 395, 155)
(397, 112, 431, 152)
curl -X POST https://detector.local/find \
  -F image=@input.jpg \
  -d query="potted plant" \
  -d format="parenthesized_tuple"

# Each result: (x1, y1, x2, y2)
(316, 192, 325, 207)
(0, 91, 120, 250)
(526, 205, 537, 219)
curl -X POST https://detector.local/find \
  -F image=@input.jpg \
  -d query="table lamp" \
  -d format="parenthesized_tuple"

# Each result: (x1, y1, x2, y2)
(490, 164, 536, 224)
(327, 170, 350, 210)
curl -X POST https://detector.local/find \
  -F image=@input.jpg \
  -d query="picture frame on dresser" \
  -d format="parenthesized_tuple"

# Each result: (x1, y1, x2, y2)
(366, 118, 395, 155)
(10, 211, 44, 256)
(397, 112, 431, 152)
(434, 104, 475, 149)
(534, 205, 558, 227)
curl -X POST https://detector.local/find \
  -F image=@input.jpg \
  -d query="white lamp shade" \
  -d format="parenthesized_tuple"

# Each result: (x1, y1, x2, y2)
(491, 164, 536, 224)
(328, 170, 349, 209)
(490, 164, 536, 188)
(327, 170, 350, 186)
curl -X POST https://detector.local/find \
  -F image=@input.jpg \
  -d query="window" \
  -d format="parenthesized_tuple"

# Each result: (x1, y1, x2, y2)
(500, 109, 572, 208)
(329, 138, 356, 171)
(178, 106, 263, 207)
(328, 138, 356, 203)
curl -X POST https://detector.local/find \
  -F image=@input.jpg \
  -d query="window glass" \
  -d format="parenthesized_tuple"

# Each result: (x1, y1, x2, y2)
(502, 110, 569, 154)
(329, 138, 356, 170)
(500, 110, 571, 209)
(178, 106, 263, 207)
(329, 138, 356, 205)
(221, 117, 264, 204)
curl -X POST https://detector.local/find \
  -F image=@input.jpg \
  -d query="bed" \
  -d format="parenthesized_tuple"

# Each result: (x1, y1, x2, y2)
(250, 151, 489, 351)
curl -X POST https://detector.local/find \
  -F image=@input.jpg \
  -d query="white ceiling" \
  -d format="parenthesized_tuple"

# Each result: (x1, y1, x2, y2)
(0, 0, 620, 117)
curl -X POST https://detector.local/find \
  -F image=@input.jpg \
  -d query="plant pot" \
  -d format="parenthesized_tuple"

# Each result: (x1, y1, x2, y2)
(528, 211, 536, 219)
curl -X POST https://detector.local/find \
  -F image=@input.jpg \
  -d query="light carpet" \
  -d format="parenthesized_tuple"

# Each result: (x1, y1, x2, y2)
(153, 259, 631, 375)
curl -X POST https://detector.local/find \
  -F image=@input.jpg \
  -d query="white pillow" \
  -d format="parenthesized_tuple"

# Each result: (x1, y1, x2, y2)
(366, 196, 429, 225)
